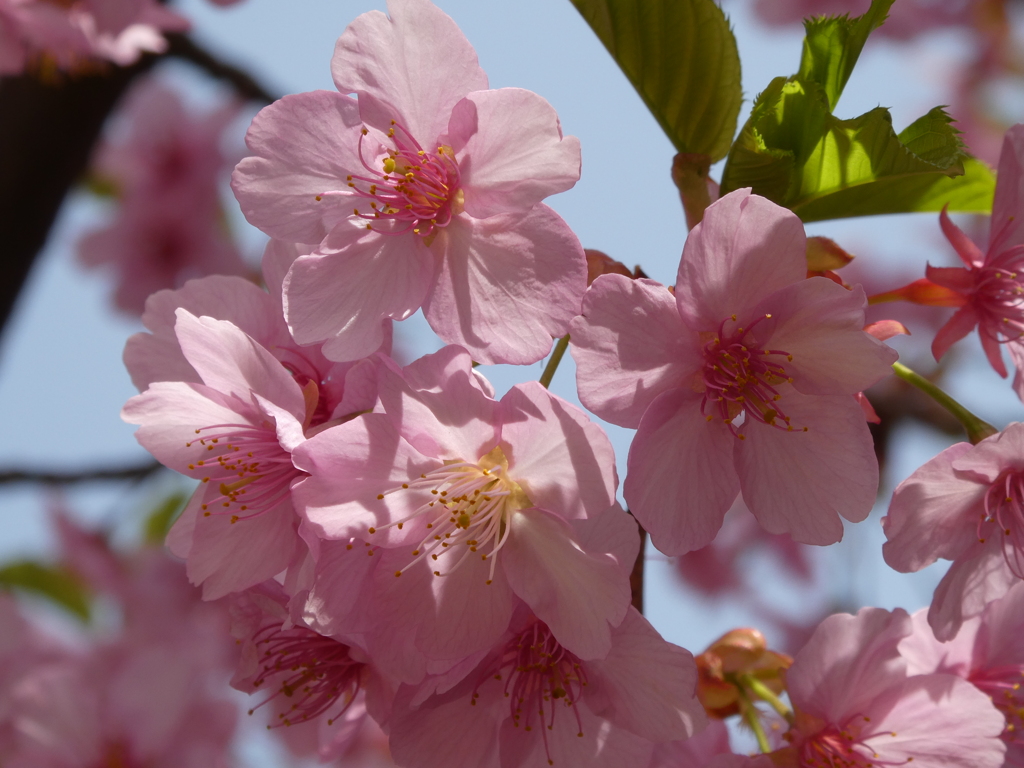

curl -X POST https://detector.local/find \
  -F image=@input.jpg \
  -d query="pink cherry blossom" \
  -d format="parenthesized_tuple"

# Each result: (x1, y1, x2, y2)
(123, 309, 318, 599)
(0, 0, 90, 74)
(775, 607, 1005, 768)
(570, 188, 897, 555)
(900, 588, 1024, 766)
(80, 78, 248, 315)
(232, 0, 586, 365)
(292, 345, 632, 673)
(388, 606, 706, 768)
(883, 422, 1024, 640)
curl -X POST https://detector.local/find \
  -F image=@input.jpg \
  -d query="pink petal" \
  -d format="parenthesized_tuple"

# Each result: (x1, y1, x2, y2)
(932, 305, 979, 361)
(855, 392, 881, 423)
(649, 720, 732, 768)
(330, 0, 487, 143)
(977, 581, 1024, 667)
(786, 607, 911, 725)
(990, 124, 1024, 254)
(950, 422, 1024, 483)
(372, 546, 515, 662)
(501, 508, 631, 660)
(570, 275, 701, 428)
(864, 319, 911, 342)
(423, 205, 586, 365)
(303, 538, 378, 637)
(882, 442, 984, 571)
(572, 504, 641, 578)
(928, 539, 1020, 641)
(898, 608, 978, 677)
(283, 224, 435, 362)
(939, 206, 986, 268)
(232, 90, 364, 243)
(980, 324, 1009, 377)
(174, 310, 305, 421)
(738, 393, 877, 545)
(753, 279, 897, 396)
(499, 382, 617, 521)
(858, 674, 1005, 768)
(292, 413, 437, 546)
(185, 495, 302, 600)
(675, 189, 806, 331)
(448, 88, 580, 218)
(377, 350, 500, 462)
(625, 388, 739, 555)
(261, 239, 315, 314)
(1008, 342, 1024, 403)
(585, 608, 706, 742)
(925, 263, 975, 293)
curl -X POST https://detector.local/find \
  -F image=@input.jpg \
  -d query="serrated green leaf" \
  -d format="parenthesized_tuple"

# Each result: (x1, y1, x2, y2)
(798, 0, 895, 110)
(570, 0, 742, 161)
(0, 561, 91, 621)
(144, 492, 188, 545)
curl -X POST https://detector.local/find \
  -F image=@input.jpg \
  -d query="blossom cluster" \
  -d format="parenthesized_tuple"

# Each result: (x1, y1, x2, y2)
(61, 0, 1024, 765)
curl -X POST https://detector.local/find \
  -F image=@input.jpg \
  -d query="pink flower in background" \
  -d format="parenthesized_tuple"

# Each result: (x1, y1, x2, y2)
(883, 422, 1024, 640)
(570, 189, 896, 555)
(748, 0, 975, 40)
(232, 0, 586, 364)
(388, 607, 706, 768)
(80, 78, 247, 315)
(293, 345, 632, 672)
(900, 586, 1024, 766)
(775, 607, 1005, 768)
(0, 0, 90, 74)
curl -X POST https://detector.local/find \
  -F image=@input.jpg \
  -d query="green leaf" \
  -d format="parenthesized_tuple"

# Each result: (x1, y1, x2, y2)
(569, 0, 742, 161)
(144, 492, 187, 545)
(797, 0, 895, 110)
(0, 561, 91, 621)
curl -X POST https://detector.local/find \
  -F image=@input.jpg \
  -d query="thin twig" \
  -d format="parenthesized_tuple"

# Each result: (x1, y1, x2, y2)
(0, 461, 164, 486)
(164, 33, 278, 104)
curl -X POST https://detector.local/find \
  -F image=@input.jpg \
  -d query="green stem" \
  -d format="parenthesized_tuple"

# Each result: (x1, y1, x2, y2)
(539, 335, 570, 389)
(891, 362, 998, 444)
(736, 689, 772, 754)
(740, 674, 794, 724)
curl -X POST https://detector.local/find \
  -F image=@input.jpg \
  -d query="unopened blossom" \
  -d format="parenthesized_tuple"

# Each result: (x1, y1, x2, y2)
(232, 0, 586, 365)
(695, 628, 791, 719)
(82, 79, 247, 315)
(570, 188, 897, 555)
(772, 607, 1005, 768)
(877, 125, 1024, 399)
(388, 607, 706, 768)
(900, 587, 1024, 765)
(883, 422, 1024, 640)
(293, 345, 632, 673)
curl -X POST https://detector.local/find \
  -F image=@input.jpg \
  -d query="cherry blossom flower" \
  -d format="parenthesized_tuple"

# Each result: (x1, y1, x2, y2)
(232, 0, 586, 364)
(570, 188, 897, 555)
(773, 607, 1005, 768)
(900, 587, 1024, 766)
(81, 79, 247, 315)
(748, 0, 976, 40)
(292, 345, 632, 673)
(882, 422, 1024, 640)
(387, 606, 706, 768)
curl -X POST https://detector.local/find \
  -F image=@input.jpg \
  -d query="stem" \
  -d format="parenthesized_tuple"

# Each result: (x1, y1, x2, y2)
(0, 460, 163, 486)
(740, 674, 794, 724)
(164, 34, 278, 104)
(891, 362, 998, 444)
(736, 688, 772, 754)
(539, 335, 569, 389)
(671, 153, 713, 230)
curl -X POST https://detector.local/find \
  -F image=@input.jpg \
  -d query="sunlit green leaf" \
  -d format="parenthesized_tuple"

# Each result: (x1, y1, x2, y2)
(569, 0, 742, 161)
(0, 561, 91, 621)
(798, 0, 895, 109)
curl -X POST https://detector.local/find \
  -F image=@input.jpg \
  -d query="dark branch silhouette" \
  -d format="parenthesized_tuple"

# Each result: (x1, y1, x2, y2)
(0, 460, 164, 486)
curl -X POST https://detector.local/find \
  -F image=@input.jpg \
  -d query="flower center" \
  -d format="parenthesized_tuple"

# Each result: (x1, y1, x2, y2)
(248, 623, 363, 728)
(978, 470, 1024, 578)
(971, 665, 1024, 744)
(700, 314, 802, 439)
(343, 120, 461, 239)
(473, 621, 588, 766)
(975, 258, 1024, 343)
(186, 422, 304, 524)
(369, 446, 531, 584)
(799, 718, 909, 768)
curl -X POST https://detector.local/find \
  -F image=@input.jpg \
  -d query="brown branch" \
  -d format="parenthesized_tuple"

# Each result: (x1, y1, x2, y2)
(0, 460, 163, 486)
(164, 33, 278, 104)
(630, 518, 646, 613)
